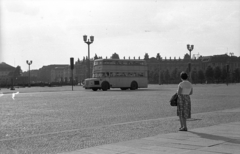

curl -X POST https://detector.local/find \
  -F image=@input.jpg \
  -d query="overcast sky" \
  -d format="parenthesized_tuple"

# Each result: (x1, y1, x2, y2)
(1, 0, 240, 71)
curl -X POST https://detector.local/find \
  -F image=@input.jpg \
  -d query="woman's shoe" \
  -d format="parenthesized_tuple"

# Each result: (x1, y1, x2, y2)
(179, 128, 188, 131)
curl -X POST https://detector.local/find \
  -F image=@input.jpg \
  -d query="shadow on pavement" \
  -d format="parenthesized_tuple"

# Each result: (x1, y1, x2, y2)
(187, 118, 202, 121)
(188, 131, 240, 144)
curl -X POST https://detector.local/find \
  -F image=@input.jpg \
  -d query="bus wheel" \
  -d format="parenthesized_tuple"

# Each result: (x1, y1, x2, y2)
(92, 88, 98, 91)
(101, 81, 109, 91)
(120, 88, 128, 90)
(130, 81, 138, 90)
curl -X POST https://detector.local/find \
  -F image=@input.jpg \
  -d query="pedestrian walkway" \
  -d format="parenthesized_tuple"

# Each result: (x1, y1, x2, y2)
(62, 122, 240, 154)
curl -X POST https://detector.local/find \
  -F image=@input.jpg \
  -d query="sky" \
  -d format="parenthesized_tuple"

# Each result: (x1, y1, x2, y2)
(0, 0, 240, 71)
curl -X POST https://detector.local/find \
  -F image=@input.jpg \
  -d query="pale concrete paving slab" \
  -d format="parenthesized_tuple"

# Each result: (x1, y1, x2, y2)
(191, 127, 240, 136)
(197, 143, 240, 154)
(171, 137, 224, 147)
(94, 144, 135, 153)
(75, 147, 122, 154)
(135, 145, 191, 154)
(143, 134, 225, 147)
(181, 150, 224, 154)
(152, 132, 203, 140)
(119, 147, 191, 154)
(190, 123, 240, 135)
(61, 122, 240, 154)
(148, 142, 204, 151)
(117, 137, 183, 147)
(64, 151, 90, 154)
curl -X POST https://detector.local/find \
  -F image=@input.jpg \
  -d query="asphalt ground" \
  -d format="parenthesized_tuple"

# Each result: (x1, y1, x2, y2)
(0, 84, 240, 153)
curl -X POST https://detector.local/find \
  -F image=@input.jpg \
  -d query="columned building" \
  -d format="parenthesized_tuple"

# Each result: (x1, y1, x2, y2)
(75, 59, 93, 83)
(38, 65, 69, 83)
(22, 69, 40, 83)
(147, 54, 240, 84)
(74, 54, 239, 84)
(50, 66, 76, 83)
(21, 54, 238, 85)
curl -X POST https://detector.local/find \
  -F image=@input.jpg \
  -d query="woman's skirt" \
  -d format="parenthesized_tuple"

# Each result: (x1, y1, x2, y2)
(177, 94, 191, 119)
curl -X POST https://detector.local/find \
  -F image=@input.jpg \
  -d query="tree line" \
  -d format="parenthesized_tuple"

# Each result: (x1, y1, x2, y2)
(149, 65, 240, 84)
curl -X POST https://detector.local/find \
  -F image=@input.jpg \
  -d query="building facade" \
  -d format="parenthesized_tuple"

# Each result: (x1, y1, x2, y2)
(38, 65, 69, 83)
(0, 62, 15, 87)
(74, 54, 240, 84)
(75, 59, 93, 83)
(1, 54, 239, 87)
(50, 66, 76, 83)
(146, 54, 240, 84)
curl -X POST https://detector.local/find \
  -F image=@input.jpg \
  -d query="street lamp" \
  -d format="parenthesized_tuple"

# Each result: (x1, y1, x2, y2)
(83, 35, 94, 78)
(26, 60, 32, 87)
(226, 64, 229, 86)
(187, 44, 194, 81)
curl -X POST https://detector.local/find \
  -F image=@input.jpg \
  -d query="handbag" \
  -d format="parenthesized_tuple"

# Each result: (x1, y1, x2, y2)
(170, 93, 178, 106)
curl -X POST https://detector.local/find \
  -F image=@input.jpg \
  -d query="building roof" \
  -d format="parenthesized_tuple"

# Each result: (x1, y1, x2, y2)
(0, 62, 15, 71)
(40, 64, 69, 70)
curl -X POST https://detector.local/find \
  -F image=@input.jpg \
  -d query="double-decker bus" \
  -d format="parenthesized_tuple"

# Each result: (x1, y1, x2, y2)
(84, 59, 148, 91)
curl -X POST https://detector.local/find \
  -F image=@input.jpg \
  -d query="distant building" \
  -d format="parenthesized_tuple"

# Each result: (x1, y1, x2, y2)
(51, 67, 65, 82)
(146, 54, 240, 83)
(50, 66, 76, 83)
(4, 54, 238, 86)
(22, 69, 40, 83)
(73, 54, 240, 84)
(38, 65, 69, 83)
(75, 59, 89, 83)
(0, 62, 15, 86)
(22, 69, 39, 77)
(201, 54, 240, 71)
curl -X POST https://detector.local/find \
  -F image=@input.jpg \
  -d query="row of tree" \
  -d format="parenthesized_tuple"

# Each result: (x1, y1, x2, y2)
(149, 65, 240, 84)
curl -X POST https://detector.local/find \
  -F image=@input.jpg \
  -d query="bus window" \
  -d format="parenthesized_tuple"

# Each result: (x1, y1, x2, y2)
(93, 73, 98, 78)
(109, 72, 113, 77)
(101, 73, 105, 77)
(138, 72, 144, 77)
(118, 72, 123, 77)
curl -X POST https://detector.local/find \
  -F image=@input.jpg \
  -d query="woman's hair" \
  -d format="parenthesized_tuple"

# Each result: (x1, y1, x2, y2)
(180, 72, 188, 80)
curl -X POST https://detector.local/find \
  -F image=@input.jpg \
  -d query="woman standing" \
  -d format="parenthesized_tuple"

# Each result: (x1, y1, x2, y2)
(177, 72, 193, 131)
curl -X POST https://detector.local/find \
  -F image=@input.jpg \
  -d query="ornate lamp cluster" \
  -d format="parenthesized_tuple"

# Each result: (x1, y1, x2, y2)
(83, 35, 94, 78)
(187, 44, 194, 81)
(26, 60, 32, 87)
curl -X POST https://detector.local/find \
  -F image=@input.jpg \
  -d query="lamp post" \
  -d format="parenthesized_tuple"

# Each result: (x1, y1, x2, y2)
(83, 35, 94, 78)
(226, 64, 229, 86)
(26, 60, 32, 87)
(157, 54, 161, 85)
(187, 44, 194, 81)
